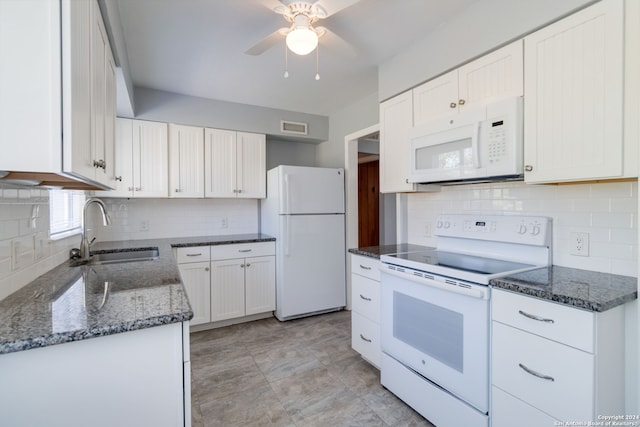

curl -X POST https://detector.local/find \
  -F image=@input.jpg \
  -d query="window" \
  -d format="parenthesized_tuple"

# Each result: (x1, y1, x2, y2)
(49, 190, 85, 239)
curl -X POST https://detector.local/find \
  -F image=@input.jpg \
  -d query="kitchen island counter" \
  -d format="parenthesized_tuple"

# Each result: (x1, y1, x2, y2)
(0, 233, 274, 355)
(490, 265, 637, 312)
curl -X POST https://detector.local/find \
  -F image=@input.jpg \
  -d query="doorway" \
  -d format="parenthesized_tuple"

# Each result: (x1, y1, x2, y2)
(357, 150, 380, 247)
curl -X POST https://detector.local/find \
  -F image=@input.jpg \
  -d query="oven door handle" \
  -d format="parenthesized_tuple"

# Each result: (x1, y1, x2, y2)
(382, 267, 488, 300)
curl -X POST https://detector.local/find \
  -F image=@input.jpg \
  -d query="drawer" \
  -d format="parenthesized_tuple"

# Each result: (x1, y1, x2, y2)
(350, 254, 380, 281)
(492, 289, 594, 352)
(351, 312, 380, 368)
(352, 274, 380, 323)
(210, 242, 275, 260)
(492, 321, 594, 422)
(491, 386, 559, 427)
(176, 246, 210, 263)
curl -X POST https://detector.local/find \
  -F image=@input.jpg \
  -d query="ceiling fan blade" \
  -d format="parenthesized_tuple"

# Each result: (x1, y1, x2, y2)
(316, 26, 358, 58)
(244, 28, 289, 56)
(313, 0, 362, 18)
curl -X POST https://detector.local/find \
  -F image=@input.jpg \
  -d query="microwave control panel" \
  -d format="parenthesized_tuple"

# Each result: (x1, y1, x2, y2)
(486, 117, 507, 163)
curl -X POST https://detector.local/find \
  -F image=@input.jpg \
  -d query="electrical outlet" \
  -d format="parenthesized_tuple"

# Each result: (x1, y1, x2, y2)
(570, 232, 589, 256)
(221, 217, 228, 228)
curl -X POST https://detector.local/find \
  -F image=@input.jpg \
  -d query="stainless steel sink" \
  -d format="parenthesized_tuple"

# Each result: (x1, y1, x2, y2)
(90, 248, 160, 265)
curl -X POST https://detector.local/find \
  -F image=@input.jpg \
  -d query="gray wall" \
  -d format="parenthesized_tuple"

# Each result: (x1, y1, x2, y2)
(266, 139, 317, 170)
(127, 87, 329, 143)
(378, 0, 596, 102)
(316, 92, 379, 168)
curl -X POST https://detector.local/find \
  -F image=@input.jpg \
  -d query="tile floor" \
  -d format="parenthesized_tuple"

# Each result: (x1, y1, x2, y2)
(189, 310, 434, 427)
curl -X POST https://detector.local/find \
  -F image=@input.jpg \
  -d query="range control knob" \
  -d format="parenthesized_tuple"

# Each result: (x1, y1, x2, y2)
(517, 224, 527, 235)
(530, 224, 541, 236)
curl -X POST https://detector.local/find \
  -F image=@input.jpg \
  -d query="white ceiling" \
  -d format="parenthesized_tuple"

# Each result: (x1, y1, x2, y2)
(115, 0, 479, 116)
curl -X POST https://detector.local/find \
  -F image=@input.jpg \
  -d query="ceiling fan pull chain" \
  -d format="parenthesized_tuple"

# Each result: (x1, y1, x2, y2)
(315, 44, 320, 81)
(284, 40, 289, 78)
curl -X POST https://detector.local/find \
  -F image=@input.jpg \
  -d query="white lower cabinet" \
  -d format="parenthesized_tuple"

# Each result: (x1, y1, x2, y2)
(350, 254, 381, 368)
(0, 322, 189, 427)
(177, 243, 275, 328)
(491, 289, 625, 426)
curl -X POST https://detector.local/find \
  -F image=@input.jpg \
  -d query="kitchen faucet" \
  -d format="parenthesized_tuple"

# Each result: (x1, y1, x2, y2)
(78, 197, 111, 261)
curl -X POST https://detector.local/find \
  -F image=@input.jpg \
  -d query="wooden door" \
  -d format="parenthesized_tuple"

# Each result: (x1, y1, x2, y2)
(358, 160, 380, 247)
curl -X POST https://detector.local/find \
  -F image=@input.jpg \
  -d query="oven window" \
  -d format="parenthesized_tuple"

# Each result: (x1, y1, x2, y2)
(393, 291, 463, 372)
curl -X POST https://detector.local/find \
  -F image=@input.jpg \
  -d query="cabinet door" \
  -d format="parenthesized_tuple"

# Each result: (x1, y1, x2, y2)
(169, 124, 204, 198)
(133, 120, 168, 197)
(210, 259, 245, 321)
(103, 47, 116, 189)
(178, 261, 211, 326)
(458, 40, 523, 111)
(523, 0, 624, 183)
(412, 70, 458, 125)
(236, 132, 266, 198)
(380, 91, 414, 193)
(244, 256, 275, 316)
(97, 118, 134, 197)
(90, 1, 108, 185)
(62, 0, 93, 182)
(204, 128, 237, 198)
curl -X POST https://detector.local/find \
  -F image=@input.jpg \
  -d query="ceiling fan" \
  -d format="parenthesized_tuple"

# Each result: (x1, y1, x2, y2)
(245, 0, 361, 57)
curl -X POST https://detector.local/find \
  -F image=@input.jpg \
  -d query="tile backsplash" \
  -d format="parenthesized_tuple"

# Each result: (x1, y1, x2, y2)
(0, 186, 78, 301)
(91, 198, 260, 242)
(406, 180, 638, 277)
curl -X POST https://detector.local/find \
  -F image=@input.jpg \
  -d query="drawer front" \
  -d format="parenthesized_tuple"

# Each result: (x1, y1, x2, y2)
(350, 254, 380, 281)
(176, 246, 210, 263)
(352, 274, 380, 323)
(492, 321, 594, 422)
(351, 312, 380, 368)
(492, 289, 594, 352)
(210, 242, 275, 260)
(492, 386, 559, 427)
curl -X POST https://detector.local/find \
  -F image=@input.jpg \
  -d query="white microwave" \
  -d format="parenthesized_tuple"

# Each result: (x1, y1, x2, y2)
(408, 96, 523, 184)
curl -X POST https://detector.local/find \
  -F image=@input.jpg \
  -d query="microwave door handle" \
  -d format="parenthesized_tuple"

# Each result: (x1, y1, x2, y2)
(472, 121, 481, 169)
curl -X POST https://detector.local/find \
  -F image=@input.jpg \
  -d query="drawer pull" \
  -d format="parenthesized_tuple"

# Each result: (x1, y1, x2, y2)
(238, 249, 252, 253)
(359, 264, 372, 270)
(359, 334, 372, 343)
(518, 363, 555, 382)
(359, 294, 372, 301)
(186, 253, 203, 257)
(518, 310, 555, 324)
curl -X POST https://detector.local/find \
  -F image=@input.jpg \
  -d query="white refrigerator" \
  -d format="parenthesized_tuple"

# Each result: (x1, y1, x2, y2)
(261, 165, 346, 321)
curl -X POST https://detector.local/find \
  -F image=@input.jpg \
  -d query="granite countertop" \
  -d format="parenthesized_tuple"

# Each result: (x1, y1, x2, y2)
(0, 233, 274, 355)
(490, 265, 638, 312)
(348, 243, 432, 259)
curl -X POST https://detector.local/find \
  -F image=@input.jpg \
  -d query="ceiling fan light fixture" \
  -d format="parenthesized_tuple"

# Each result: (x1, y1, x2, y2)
(286, 26, 318, 55)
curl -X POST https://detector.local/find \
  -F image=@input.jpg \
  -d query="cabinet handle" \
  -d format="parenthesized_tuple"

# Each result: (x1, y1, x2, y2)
(518, 363, 554, 382)
(359, 294, 372, 302)
(93, 159, 106, 170)
(450, 102, 457, 109)
(245, 263, 251, 267)
(524, 165, 533, 172)
(458, 99, 466, 105)
(359, 264, 372, 270)
(238, 249, 252, 253)
(237, 189, 242, 194)
(128, 187, 134, 191)
(205, 267, 209, 272)
(135, 187, 142, 192)
(175, 189, 181, 193)
(186, 253, 202, 257)
(115, 176, 122, 182)
(359, 334, 372, 343)
(518, 310, 554, 324)
(240, 264, 245, 268)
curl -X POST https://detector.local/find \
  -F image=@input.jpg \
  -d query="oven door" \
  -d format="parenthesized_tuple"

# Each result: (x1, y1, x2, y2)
(380, 266, 490, 413)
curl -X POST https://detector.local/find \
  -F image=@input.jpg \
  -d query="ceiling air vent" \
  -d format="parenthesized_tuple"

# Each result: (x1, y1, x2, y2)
(281, 120, 308, 135)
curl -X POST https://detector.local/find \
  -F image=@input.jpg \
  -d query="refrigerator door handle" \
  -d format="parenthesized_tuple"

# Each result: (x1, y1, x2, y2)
(284, 215, 291, 256)
(284, 173, 291, 214)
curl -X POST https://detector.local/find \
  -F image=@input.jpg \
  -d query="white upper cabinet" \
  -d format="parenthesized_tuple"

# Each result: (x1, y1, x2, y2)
(413, 40, 523, 125)
(204, 128, 266, 198)
(1, 0, 116, 189)
(169, 124, 205, 198)
(380, 91, 415, 193)
(523, 0, 625, 183)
